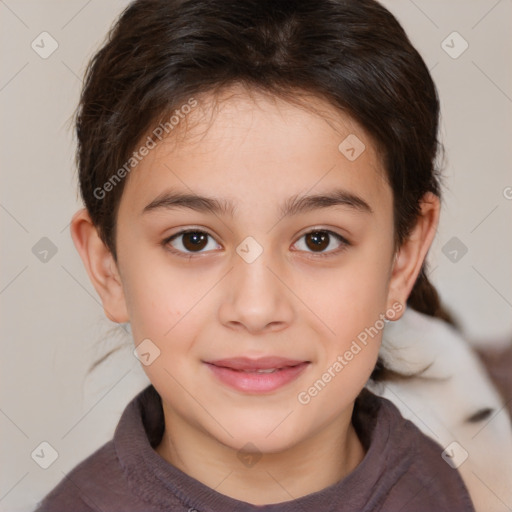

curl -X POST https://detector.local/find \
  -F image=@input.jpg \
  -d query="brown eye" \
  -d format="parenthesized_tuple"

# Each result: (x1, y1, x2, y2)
(166, 230, 219, 255)
(305, 231, 330, 252)
(182, 232, 208, 251)
(294, 230, 348, 256)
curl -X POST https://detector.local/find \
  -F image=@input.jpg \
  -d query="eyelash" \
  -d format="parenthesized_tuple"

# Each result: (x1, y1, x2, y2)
(162, 228, 350, 260)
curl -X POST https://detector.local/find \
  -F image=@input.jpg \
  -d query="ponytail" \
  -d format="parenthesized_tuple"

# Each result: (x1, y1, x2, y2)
(407, 266, 458, 328)
(370, 264, 456, 382)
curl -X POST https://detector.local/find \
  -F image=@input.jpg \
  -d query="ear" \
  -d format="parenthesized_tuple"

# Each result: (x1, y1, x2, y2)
(70, 209, 129, 323)
(386, 192, 440, 319)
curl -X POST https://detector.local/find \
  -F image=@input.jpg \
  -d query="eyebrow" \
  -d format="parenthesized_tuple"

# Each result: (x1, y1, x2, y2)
(142, 187, 373, 218)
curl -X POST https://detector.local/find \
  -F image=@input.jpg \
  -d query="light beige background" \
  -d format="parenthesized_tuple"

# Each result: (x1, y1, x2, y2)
(1, 1, 511, 510)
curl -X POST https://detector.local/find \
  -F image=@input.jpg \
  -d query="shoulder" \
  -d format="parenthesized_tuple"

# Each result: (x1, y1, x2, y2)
(33, 440, 143, 512)
(34, 385, 169, 512)
(386, 410, 474, 511)
(354, 389, 475, 512)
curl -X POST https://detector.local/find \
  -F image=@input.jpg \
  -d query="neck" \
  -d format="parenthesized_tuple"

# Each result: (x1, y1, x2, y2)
(155, 403, 365, 505)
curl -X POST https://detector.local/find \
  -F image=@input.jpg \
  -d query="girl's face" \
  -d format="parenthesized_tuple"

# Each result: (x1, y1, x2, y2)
(101, 88, 406, 452)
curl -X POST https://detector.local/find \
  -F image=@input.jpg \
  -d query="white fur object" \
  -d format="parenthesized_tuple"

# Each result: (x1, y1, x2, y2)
(367, 308, 512, 512)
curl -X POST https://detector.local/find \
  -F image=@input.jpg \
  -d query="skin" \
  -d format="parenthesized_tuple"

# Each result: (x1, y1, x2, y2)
(71, 85, 439, 505)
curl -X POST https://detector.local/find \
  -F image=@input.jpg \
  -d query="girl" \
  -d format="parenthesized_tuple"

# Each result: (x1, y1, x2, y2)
(36, 0, 475, 510)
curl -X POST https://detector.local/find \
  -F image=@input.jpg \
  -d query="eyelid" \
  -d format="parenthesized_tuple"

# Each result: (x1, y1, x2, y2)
(291, 228, 350, 259)
(162, 227, 351, 258)
(163, 228, 222, 258)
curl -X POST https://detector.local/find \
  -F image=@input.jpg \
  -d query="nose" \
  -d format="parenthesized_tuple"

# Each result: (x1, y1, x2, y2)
(218, 246, 295, 334)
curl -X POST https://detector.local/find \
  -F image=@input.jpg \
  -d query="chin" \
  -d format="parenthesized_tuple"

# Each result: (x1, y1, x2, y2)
(207, 414, 309, 455)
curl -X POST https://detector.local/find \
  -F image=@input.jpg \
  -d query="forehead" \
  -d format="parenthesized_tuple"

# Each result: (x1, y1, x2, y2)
(119, 87, 391, 219)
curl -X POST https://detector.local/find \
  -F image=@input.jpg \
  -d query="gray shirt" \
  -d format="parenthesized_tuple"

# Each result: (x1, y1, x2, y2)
(35, 384, 475, 511)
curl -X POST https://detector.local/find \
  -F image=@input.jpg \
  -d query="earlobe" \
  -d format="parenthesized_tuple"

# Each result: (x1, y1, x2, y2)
(387, 192, 440, 317)
(69, 209, 129, 323)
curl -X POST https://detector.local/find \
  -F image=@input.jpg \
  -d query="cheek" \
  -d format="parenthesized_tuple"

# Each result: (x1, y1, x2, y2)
(297, 268, 388, 409)
(122, 257, 219, 365)
(125, 268, 198, 386)
(304, 256, 391, 337)
(120, 258, 187, 344)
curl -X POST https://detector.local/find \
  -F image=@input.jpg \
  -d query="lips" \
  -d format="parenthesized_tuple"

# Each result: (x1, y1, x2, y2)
(206, 357, 308, 371)
(204, 357, 310, 393)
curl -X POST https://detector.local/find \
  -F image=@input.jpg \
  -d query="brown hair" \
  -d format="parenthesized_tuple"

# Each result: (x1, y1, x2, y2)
(76, 0, 452, 379)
